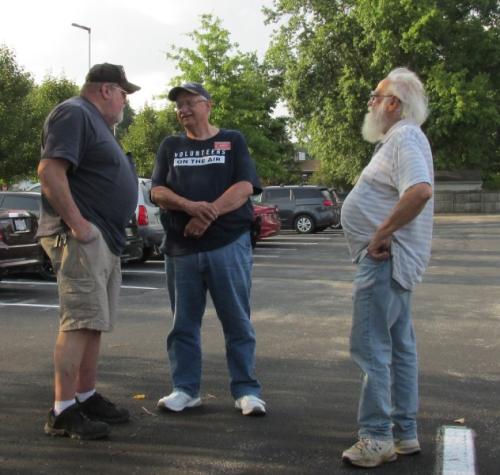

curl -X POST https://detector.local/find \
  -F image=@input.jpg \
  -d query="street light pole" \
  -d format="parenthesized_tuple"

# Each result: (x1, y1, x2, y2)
(71, 23, 91, 69)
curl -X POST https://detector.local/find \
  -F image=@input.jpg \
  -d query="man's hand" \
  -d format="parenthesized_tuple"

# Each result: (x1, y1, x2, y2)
(367, 231, 391, 261)
(184, 217, 211, 239)
(185, 201, 219, 222)
(70, 220, 99, 243)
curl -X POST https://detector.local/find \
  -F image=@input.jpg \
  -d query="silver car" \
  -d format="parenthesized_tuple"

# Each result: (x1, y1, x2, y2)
(136, 178, 164, 261)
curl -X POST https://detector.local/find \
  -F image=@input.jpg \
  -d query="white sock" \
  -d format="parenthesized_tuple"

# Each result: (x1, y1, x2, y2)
(54, 399, 76, 416)
(76, 389, 96, 403)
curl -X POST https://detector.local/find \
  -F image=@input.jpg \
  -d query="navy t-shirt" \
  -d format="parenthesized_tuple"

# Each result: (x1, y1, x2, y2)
(37, 96, 138, 255)
(152, 129, 261, 256)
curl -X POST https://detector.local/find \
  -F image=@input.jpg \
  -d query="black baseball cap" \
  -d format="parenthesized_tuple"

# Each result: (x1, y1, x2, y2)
(168, 82, 211, 101)
(85, 63, 140, 94)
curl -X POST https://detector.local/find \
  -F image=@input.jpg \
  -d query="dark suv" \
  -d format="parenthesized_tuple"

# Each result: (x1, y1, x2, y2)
(254, 185, 338, 233)
(0, 209, 46, 280)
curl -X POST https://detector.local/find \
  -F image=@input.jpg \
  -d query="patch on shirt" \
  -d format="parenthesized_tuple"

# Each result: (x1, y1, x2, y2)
(214, 141, 231, 151)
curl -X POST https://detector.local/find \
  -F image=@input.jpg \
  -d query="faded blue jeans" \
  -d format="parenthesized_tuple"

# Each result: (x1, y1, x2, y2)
(350, 255, 418, 441)
(165, 232, 261, 399)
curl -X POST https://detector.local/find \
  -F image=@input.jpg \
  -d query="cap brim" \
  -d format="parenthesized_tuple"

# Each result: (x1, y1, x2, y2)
(168, 86, 200, 101)
(123, 82, 141, 94)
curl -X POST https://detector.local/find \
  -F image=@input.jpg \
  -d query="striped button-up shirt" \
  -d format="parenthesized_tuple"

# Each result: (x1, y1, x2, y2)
(341, 119, 434, 290)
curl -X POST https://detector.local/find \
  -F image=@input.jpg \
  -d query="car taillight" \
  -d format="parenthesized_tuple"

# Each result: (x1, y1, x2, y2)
(137, 205, 149, 226)
(322, 199, 333, 206)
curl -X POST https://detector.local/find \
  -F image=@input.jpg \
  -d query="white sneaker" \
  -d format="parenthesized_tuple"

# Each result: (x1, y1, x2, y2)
(394, 438, 421, 455)
(342, 438, 397, 468)
(235, 395, 266, 416)
(157, 390, 201, 412)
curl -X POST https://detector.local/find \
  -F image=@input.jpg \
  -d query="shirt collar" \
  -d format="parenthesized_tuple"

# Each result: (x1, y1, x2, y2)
(380, 119, 415, 144)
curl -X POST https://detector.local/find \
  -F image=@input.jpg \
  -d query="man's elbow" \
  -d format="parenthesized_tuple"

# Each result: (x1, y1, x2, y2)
(418, 183, 433, 202)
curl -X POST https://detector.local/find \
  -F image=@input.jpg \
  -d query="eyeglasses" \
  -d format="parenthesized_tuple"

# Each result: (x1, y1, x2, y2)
(175, 98, 208, 111)
(368, 91, 398, 104)
(110, 84, 128, 100)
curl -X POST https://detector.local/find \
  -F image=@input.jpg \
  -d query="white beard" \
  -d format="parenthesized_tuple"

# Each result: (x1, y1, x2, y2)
(361, 106, 389, 143)
(116, 108, 124, 125)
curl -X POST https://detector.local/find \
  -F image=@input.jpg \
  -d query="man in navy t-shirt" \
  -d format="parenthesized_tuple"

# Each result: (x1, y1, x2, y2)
(38, 63, 140, 440)
(151, 82, 266, 416)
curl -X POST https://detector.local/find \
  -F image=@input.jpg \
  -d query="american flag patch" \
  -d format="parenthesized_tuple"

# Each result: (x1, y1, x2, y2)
(214, 141, 231, 151)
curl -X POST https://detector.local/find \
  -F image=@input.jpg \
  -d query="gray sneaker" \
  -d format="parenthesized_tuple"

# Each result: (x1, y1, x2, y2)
(394, 438, 421, 455)
(342, 438, 397, 468)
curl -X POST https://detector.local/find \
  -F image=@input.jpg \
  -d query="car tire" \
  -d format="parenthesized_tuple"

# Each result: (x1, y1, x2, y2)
(39, 253, 55, 281)
(294, 214, 315, 234)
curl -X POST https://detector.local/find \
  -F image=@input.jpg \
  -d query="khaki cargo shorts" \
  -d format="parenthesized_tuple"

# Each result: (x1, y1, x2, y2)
(41, 224, 121, 332)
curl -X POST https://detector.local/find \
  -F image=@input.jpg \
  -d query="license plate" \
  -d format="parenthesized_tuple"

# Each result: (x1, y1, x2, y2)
(14, 218, 27, 231)
(125, 228, 133, 237)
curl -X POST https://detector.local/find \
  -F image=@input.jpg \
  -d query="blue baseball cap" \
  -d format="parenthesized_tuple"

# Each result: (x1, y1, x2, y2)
(168, 82, 211, 101)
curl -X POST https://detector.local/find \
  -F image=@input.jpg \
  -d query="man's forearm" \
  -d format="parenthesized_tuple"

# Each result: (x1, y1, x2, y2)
(151, 186, 191, 212)
(151, 181, 253, 222)
(213, 181, 253, 216)
(38, 159, 86, 230)
(376, 183, 433, 238)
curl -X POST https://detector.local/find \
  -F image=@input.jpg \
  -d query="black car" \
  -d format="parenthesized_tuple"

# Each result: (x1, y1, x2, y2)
(0, 209, 47, 280)
(254, 185, 338, 233)
(0, 191, 143, 265)
(121, 215, 144, 263)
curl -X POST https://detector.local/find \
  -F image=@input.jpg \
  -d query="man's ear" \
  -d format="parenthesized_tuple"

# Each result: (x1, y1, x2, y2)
(100, 83, 112, 100)
(387, 96, 401, 113)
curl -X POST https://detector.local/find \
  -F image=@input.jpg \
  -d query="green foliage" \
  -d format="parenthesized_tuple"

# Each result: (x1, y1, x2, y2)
(265, 0, 500, 184)
(0, 46, 34, 182)
(23, 76, 79, 177)
(116, 102, 136, 140)
(121, 105, 181, 178)
(166, 14, 296, 184)
(0, 46, 79, 182)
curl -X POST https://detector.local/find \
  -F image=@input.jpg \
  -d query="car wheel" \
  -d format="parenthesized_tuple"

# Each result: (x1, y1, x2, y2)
(294, 214, 315, 234)
(39, 253, 55, 281)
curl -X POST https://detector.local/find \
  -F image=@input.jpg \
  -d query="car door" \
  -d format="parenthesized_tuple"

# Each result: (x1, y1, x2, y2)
(262, 188, 294, 227)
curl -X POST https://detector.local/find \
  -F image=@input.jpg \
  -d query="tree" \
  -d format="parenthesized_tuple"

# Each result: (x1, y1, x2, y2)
(116, 102, 136, 140)
(165, 14, 297, 184)
(22, 76, 79, 177)
(0, 46, 34, 182)
(121, 105, 180, 178)
(265, 0, 500, 185)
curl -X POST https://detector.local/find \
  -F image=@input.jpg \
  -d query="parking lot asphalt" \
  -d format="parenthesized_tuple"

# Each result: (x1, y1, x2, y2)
(0, 215, 499, 475)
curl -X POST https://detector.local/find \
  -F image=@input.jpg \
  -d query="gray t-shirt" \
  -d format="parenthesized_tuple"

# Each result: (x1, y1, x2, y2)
(37, 96, 138, 255)
(341, 120, 434, 290)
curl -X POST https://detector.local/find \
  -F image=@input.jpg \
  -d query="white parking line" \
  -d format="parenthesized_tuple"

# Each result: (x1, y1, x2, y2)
(121, 270, 165, 275)
(436, 426, 477, 475)
(261, 241, 318, 246)
(0, 280, 161, 290)
(0, 302, 59, 308)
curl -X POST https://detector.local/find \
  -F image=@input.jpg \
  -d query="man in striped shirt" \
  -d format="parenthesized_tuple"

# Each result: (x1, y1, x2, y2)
(341, 68, 434, 468)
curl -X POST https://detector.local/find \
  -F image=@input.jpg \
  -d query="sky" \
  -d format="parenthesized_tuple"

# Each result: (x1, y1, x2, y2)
(0, 0, 277, 110)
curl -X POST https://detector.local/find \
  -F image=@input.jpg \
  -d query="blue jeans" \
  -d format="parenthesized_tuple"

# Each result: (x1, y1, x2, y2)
(165, 232, 261, 399)
(350, 256, 418, 441)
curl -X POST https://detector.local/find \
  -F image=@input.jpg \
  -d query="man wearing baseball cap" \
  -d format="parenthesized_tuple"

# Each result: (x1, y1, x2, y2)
(38, 63, 140, 440)
(151, 82, 266, 416)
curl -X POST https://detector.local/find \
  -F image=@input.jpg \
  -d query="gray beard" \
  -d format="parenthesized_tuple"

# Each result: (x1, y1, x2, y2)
(361, 107, 388, 143)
